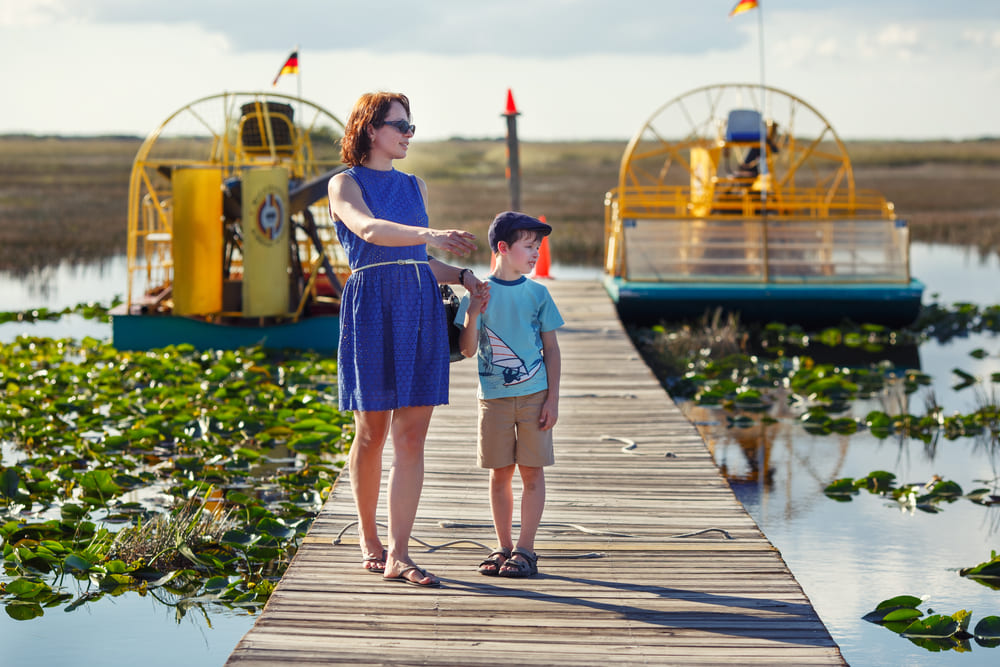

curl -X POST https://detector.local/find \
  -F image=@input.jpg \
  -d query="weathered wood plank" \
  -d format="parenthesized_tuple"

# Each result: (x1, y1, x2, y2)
(226, 280, 844, 666)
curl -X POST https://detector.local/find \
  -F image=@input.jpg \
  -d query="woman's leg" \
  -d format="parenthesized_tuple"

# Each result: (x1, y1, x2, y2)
(350, 410, 391, 566)
(383, 405, 438, 584)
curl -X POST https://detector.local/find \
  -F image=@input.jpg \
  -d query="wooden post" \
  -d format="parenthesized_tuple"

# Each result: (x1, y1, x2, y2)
(503, 88, 521, 212)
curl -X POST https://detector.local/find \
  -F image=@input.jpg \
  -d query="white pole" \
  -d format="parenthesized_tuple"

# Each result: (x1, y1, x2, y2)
(756, 2, 770, 282)
(757, 4, 767, 208)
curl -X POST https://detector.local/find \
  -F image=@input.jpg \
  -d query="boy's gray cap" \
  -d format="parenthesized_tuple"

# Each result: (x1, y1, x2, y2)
(488, 211, 551, 252)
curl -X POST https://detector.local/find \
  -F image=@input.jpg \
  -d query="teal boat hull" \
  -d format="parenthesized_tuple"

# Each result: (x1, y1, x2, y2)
(603, 276, 925, 327)
(111, 312, 339, 353)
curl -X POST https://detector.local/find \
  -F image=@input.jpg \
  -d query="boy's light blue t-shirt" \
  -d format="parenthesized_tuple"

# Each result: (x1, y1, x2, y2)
(455, 275, 564, 400)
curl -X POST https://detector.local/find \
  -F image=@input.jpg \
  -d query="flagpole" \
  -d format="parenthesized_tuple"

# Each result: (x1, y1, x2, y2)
(295, 45, 302, 127)
(757, 3, 767, 209)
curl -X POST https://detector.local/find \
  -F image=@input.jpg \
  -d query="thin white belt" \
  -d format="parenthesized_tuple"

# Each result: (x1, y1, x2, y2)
(352, 259, 429, 287)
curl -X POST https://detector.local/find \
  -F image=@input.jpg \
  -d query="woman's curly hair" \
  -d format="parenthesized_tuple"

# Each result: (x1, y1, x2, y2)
(340, 92, 411, 166)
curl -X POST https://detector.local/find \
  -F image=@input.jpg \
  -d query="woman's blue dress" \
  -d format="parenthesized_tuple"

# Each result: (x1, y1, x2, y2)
(334, 166, 449, 412)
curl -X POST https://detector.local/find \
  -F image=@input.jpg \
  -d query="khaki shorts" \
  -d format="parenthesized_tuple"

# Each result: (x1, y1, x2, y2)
(478, 390, 554, 468)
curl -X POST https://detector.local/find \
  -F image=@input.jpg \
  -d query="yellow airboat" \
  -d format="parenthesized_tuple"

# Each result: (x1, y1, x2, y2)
(604, 83, 924, 326)
(111, 92, 350, 351)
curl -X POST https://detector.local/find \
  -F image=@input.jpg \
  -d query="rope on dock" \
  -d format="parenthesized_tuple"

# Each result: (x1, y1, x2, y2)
(330, 518, 733, 563)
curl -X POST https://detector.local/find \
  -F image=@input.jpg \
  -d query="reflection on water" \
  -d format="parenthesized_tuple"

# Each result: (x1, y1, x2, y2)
(683, 373, 1000, 666)
(913, 243, 1000, 305)
(0, 243, 992, 314)
(0, 256, 126, 311)
(2, 243, 1000, 666)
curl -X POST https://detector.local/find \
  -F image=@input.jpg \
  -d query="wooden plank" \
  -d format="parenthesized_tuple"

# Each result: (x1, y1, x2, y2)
(226, 280, 844, 666)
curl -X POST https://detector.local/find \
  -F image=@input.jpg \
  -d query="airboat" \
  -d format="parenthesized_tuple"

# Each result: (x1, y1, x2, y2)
(603, 83, 924, 327)
(111, 92, 350, 352)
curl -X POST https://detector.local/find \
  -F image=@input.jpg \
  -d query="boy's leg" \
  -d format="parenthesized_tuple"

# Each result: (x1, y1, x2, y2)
(489, 464, 517, 550)
(515, 465, 545, 552)
(499, 465, 545, 577)
(478, 396, 518, 559)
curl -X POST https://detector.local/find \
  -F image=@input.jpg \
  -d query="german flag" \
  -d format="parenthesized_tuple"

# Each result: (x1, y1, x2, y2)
(729, 0, 758, 17)
(272, 50, 299, 86)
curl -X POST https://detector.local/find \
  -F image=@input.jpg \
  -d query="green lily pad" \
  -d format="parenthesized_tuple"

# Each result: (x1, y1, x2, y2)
(975, 615, 1000, 647)
(4, 601, 44, 621)
(3, 578, 50, 600)
(824, 478, 856, 496)
(902, 614, 959, 638)
(862, 595, 923, 624)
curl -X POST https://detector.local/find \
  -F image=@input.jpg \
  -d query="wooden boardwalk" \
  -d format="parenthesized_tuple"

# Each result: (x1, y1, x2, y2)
(226, 280, 844, 666)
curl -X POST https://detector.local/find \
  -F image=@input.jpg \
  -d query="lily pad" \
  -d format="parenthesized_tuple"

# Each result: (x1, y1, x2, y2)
(974, 615, 1000, 647)
(862, 595, 923, 623)
(901, 614, 959, 638)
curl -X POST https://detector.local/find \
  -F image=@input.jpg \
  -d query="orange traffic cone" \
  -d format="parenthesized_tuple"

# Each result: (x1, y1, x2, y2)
(531, 215, 552, 279)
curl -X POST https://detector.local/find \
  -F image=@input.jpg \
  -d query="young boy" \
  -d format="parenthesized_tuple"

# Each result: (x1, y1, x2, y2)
(455, 211, 564, 578)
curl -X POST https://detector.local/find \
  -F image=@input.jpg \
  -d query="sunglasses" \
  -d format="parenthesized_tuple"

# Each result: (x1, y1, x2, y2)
(380, 118, 416, 135)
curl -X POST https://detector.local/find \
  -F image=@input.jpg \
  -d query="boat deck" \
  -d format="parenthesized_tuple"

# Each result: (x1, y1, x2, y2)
(225, 280, 844, 666)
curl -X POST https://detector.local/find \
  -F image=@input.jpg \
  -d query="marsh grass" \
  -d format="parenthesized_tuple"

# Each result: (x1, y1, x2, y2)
(0, 136, 137, 273)
(110, 493, 237, 571)
(2, 135, 999, 272)
(631, 308, 748, 379)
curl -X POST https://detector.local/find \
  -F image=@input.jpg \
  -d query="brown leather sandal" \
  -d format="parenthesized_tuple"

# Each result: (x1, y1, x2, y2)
(477, 547, 512, 576)
(498, 547, 538, 578)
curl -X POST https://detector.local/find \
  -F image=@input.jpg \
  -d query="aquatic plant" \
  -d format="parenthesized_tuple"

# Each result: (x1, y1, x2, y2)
(629, 308, 1000, 450)
(0, 335, 349, 619)
(0, 298, 120, 325)
(960, 551, 1000, 591)
(823, 471, 995, 516)
(863, 594, 1000, 652)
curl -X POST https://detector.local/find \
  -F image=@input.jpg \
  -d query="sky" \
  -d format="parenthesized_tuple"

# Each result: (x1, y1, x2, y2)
(1, 0, 998, 142)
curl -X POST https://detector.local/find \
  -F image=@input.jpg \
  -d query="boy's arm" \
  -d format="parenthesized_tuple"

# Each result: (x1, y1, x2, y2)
(458, 293, 484, 358)
(538, 329, 561, 430)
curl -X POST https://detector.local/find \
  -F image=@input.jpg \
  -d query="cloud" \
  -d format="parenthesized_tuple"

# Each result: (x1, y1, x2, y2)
(6, 0, 998, 57)
(0, 0, 67, 26)
(2, 0, 754, 55)
(2, 1, 999, 140)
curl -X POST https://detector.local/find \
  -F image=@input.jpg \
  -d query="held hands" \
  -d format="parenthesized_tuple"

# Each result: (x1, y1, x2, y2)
(466, 275, 491, 313)
(428, 229, 477, 257)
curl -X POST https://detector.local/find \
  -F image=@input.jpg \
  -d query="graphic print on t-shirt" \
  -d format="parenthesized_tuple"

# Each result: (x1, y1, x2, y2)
(481, 325, 543, 386)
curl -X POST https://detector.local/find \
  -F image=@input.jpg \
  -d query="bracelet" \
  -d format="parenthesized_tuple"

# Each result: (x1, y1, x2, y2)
(458, 268, 470, 287)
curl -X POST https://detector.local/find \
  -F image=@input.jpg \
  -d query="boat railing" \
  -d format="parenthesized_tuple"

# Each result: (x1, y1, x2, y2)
(604, 187, 911, 284)
(130, 191, 348, 317)
(610, 185, 893, 220)
(122, 191, 176, 312)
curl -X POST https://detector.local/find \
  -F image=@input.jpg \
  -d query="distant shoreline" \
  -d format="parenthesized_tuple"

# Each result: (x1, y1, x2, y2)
(1, 136, 998, 274)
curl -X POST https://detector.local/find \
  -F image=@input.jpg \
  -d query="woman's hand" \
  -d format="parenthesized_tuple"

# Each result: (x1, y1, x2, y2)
(426, 229, 477, 257)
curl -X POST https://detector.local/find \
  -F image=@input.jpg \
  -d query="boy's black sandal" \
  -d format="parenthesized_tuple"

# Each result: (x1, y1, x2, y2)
(498, 547, 538, 578)
(477, 547, 512, 576)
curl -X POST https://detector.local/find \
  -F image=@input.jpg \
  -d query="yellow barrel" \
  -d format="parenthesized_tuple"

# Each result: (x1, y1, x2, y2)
(241, 167, 290, 317)
(172, 167, 223, 315)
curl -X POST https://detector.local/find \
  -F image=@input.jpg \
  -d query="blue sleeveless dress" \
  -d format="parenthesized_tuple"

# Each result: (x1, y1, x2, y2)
(334, 166, 449, 412)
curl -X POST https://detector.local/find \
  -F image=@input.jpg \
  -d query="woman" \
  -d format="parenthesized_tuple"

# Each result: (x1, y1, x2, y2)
(327, 92, 487, 587)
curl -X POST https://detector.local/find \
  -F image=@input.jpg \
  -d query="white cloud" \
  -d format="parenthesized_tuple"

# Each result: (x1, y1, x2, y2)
(0, 0, 68, 26)
(876, 23, 921, 48)
(1, 3, 999, 140)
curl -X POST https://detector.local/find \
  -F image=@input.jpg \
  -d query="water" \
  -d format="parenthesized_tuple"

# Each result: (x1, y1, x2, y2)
(2, 245, 1000, 665)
